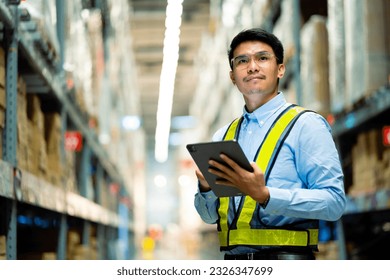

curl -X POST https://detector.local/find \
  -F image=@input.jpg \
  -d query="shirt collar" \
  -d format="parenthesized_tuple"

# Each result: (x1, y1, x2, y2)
(242, 92, 287, 125)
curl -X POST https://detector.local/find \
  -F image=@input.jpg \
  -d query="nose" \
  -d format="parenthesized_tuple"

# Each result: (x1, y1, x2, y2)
(247, 58, 260, 73)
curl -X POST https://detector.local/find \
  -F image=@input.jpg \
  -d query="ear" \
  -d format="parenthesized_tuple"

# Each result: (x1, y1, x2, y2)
(229, 71, 235, 85)
(277, 64, 285, 78)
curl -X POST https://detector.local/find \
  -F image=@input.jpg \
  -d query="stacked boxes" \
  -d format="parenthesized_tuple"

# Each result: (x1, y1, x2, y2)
(13, 77, 69, 190)
(383, 148, 390, 188)
(66, 230, 80, 259)
(44, 112, 63, 186)
(67, 230, 98, 260)
(16, 77, 28, 170)
(350, 129, 390, 195)
(26, 94, 47, 177)
(64, 149, 77, 193)
(316, 241, 340, 260)
(41, 252, 57, 260)
(0, 235, 6, 260)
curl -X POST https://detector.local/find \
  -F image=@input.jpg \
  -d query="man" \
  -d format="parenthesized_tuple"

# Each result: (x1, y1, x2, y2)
(194, 28, 346, 260)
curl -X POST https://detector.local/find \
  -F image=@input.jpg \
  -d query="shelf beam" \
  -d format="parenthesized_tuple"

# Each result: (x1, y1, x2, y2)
(332, 86, 390, 138)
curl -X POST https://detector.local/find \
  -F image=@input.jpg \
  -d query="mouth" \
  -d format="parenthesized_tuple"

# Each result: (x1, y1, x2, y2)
(244, 75, 266, 82)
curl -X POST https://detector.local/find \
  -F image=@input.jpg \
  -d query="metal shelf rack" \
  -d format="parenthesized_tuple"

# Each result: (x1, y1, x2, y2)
(0, 1, 134, 260)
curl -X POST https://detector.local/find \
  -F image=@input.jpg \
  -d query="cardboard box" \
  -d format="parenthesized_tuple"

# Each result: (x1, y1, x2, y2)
(44, 113, 61, 154)
(0, 65, 5, 89)
(0, 106, 5, 128)
(0, 47, 5, 67)
(0, 235, 6, 255)
(27, 94, 44, 133)
(0, 86, 5, 109)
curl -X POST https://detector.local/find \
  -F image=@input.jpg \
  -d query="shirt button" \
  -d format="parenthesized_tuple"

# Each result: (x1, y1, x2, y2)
(259, 121, 264, 126)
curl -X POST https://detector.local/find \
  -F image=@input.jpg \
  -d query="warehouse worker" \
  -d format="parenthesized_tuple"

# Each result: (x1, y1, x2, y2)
(193, 28, 346, 260)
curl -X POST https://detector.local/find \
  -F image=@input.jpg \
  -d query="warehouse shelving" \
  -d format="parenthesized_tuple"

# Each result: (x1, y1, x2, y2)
(0, 1, 134, 260)
(331, 85, 390, 260)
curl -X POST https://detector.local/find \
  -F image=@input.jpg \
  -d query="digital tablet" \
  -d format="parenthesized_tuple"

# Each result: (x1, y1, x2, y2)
(186, 140, 253, 197)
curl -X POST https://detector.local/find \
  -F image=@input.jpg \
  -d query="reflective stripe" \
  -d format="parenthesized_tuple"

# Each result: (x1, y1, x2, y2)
(218, 197, 230, 232)
(217, 105, 318, 248)
(218, 228, 319, 247)
(218, 117, 240, 229)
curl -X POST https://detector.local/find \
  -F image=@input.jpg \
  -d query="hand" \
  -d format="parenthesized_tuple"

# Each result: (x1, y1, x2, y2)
(195, 168, 212, 192)
(208, 153, 269, 203)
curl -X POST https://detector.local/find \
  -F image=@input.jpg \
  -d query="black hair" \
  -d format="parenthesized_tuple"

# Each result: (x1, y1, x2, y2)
(228, 28, 284, 69)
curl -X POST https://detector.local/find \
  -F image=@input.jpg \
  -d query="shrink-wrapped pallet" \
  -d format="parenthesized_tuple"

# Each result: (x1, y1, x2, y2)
(328, 0, 346, 114)
(300, 15, 330, 117)
(273, 0, 299, 64)
(344, 0, 390, 108)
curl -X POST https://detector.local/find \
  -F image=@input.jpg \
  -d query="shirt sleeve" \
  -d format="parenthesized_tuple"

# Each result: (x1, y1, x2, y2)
(265, 112, 346, 221)
(194, 188, 219, 224)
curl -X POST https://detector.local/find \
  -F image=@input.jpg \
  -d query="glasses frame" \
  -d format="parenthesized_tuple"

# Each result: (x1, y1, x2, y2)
(230, 51, 276, 70)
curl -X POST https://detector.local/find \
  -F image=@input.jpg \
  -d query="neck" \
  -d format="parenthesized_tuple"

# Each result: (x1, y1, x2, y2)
(244, 91, 278, 113)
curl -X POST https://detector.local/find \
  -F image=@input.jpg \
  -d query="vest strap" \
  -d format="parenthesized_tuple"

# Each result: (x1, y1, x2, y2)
(255, 105, 306, 179)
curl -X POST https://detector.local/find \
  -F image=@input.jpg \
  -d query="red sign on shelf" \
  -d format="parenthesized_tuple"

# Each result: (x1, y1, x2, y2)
(383, 126, 390, 146)
(65, 131, 83, 151)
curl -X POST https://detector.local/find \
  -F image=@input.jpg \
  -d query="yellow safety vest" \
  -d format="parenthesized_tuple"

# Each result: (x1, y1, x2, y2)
(217, 105, 319, 249)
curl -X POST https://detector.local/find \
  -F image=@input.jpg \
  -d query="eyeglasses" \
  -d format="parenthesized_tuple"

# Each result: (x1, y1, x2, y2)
(230, 51, 275, 69)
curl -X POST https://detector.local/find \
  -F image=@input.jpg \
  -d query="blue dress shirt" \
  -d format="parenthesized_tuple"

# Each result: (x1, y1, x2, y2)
(194, 93, 346, 254)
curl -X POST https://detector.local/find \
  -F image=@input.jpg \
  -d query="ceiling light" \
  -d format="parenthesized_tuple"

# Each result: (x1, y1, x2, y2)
(154, 174, 167, 188)
(154, 0, 184, 163)
(121, 115, 141, 131)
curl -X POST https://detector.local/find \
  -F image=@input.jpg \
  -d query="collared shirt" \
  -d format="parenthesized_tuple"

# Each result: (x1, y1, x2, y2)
(194, 93, 346, 254)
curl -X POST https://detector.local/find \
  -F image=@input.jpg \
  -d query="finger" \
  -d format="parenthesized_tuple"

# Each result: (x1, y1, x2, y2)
(219, 154, 240, 170)
(250, 162, 265, 176)
(195, 169, 211, 189)
(214, 178, 236, 186)
(195, 168, 204, 179)
(207, 165, 226, 177)
(219, 154, 253, 174)
(208, 161, 232, 176)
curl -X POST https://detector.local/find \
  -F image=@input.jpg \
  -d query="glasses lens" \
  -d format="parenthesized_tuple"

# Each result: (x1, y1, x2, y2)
(255, 52, 273, 61)
(232, 55, 249, 68)
(232, 52, 274, 69)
